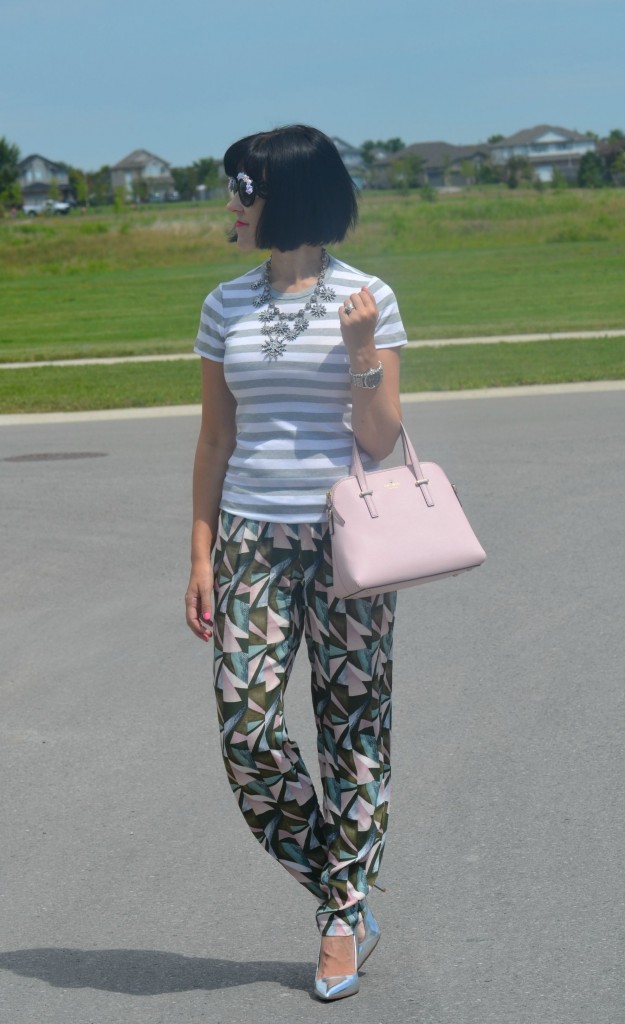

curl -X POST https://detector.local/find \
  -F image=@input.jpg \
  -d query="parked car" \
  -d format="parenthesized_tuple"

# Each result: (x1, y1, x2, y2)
(23, 199, 72, 216)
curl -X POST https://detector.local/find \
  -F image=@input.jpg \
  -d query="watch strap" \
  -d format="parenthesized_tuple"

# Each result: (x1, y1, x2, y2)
(349, 360, 384, 389)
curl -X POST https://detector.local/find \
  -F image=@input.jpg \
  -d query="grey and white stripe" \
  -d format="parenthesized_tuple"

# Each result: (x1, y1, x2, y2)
(194, 254, 407, 523)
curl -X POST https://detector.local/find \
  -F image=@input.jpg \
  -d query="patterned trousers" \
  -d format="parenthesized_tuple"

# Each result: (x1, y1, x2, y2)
(212, 512, 396, 936)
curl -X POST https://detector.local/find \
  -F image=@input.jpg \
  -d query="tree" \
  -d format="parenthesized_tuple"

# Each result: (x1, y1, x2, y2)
(550, 169, 568, 191)
(360, 138, 406, 164)
(388, 152, 424, 189)
(611, 151, 625, 185)
(75, 175, 88, 206)
(1, 180, 21, 209)
(577, 151, 605, 188)
(460, 160, 477, 185)
(600, 130, 625, 185)
(88, 166, 112, 206)
(67, 166, 89, 206)
(169, 157, 220, 200)
(193, 157, 219, 188)
(487, 134, 505, 144)
(505, 156, 534, 189)
(0, 136, 20, 207)
(113, 186, 126, 212)
(360, 140, 377, 167)
(171, 166, 198, 200)
(475, 160, 504, 185)
(131, 178, 149, 203)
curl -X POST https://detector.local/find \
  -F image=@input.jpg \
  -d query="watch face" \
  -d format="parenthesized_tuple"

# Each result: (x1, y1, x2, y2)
(351, 362, 383, 387)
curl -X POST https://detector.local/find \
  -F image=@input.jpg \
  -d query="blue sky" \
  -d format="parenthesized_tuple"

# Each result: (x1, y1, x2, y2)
(2, 0, 624, 170)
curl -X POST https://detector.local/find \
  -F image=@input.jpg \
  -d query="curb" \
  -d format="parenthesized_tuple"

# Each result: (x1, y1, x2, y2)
(1, 381, 624, 426)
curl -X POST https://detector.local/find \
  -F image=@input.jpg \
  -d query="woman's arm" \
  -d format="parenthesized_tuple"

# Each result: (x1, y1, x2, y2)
(185, 357, 237, 641)
(339, 287, 402, 462)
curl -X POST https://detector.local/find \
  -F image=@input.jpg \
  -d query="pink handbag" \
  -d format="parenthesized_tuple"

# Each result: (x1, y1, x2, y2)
(326, 425, 486, 599)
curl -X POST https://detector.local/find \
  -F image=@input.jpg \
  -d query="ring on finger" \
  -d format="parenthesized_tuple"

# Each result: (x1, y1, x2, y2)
(344, 302, 354, 315)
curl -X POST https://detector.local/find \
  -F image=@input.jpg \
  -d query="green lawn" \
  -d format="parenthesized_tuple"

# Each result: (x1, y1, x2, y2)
(2, 337, 623, 414)
(2, 188, 625, 363)
(1, 187, 624, 411)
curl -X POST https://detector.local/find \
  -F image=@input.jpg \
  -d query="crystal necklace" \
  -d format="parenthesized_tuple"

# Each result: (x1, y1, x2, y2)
(251, 248, 335, 359)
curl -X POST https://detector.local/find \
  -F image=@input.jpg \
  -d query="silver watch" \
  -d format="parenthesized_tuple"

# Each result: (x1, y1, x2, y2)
(349, 361, 384, 389)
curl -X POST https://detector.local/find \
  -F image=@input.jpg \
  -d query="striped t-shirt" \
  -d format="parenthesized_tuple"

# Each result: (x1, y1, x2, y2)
(194, 253, 407, 523)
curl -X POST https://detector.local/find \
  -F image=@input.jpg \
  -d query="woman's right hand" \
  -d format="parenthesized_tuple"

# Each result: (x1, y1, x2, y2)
(185, 562, 214, 641)
(186, 358, 236, 643)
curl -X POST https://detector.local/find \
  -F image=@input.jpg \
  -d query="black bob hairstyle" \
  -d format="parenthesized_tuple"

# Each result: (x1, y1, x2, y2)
(223, 125, 359, 252)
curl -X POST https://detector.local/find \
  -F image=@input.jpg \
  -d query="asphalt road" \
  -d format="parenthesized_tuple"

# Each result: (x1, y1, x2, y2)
(1, 390, 624, 1024)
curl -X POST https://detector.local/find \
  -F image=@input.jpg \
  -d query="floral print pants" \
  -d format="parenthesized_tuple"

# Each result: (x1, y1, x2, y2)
(212, 512, 396, 936)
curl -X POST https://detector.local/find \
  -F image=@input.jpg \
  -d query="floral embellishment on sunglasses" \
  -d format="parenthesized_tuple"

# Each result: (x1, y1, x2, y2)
(228, 171, 263, 206)
(237, 172, 254, 195)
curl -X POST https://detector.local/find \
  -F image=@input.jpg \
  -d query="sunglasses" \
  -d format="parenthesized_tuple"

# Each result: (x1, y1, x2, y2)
(228, 171, 265, 207)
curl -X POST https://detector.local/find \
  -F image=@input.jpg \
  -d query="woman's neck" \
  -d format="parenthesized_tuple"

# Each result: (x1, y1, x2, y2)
(268, 245, 325, 293)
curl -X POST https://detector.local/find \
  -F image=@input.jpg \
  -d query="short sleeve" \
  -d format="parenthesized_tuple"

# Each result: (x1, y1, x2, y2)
(194, 284, 226, 362)
(369, 279, 407, 350)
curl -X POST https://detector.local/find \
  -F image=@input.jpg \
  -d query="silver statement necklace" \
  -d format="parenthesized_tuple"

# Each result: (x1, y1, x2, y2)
(251, 248, 335, 358)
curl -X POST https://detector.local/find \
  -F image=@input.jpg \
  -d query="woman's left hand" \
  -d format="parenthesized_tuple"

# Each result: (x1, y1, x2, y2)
(338, 287, 378, 362)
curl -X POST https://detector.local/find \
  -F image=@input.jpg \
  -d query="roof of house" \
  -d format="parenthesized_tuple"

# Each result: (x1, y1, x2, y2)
(395, 141, 491, 167)
(491, 125, 594, 148)
(17, 154, 67, 173)
(111, 149, 171, 170)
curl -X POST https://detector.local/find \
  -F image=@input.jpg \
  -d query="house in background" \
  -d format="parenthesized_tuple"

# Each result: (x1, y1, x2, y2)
(17, 155, 72, 205)
(110, 149, 174, 199)
(490, 125, 597, 182)
(388, 141, 492, 188)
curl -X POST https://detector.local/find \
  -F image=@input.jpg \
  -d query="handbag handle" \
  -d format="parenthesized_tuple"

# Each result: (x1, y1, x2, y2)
(349, 424, 435, 518)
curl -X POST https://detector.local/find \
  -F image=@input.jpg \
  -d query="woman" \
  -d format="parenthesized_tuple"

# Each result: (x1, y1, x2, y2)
(185, 125, 407, 1001)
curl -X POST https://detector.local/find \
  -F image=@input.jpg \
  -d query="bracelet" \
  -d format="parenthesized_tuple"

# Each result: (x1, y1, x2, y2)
(349, 360, 384, 389)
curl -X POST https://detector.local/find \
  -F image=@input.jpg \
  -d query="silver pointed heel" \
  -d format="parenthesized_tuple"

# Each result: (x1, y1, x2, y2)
(357, 905, 381, 969)
(314, 933, 360, 1002)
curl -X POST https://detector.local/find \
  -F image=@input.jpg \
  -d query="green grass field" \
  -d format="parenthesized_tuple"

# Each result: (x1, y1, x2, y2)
(2, 337, 624, 414)
(1, 187, 624, 411)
